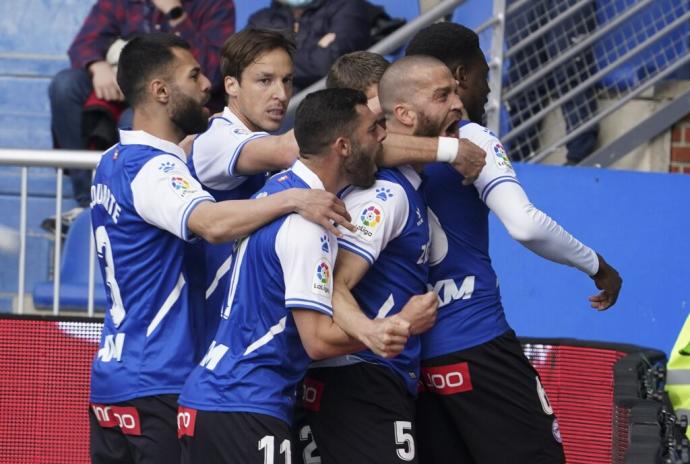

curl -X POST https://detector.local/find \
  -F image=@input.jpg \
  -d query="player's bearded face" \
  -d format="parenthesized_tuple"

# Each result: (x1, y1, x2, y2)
(168, 84, 209, 135)
(415, 109, 448, 137)
(345, 138, 379, 188)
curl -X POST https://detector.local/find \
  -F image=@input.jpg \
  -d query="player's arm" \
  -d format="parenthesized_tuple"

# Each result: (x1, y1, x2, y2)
(188, 187, 354, 243)
(293, 309, 367, 360)
(379, 133, 486, 185)
(478, 139, 622, 310)
(332, 250, 412, 358)
(233, 130, 299, 176)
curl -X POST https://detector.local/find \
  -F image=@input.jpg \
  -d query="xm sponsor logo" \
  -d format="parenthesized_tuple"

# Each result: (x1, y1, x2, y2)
(200, 341, 229, 371)
(97, 333, 125, 362)
(428, 276, 475, 307)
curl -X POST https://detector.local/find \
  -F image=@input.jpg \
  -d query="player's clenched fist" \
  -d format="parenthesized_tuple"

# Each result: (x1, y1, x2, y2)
(452, 139, 486, 185)
(364, 316, 411, 359)
(399, 291, 439, 335)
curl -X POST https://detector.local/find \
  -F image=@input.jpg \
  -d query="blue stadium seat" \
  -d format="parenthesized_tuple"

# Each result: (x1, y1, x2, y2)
(594, 0, 690, 90)
(235, 0, 271, 32)
(33, 209, 107, 311)
(367, 0, 420, 22)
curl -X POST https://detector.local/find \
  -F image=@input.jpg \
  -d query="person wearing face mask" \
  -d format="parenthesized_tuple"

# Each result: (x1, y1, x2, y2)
(247, 0, 372, 92)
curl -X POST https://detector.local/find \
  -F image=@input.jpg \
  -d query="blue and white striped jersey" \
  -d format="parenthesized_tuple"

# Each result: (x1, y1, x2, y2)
(320, 166, 430, 396)
(179, 161, 337, 425)
(186, 107, 270, 351)
(89, 129, 214, 403)
(421, 121, 518, 359)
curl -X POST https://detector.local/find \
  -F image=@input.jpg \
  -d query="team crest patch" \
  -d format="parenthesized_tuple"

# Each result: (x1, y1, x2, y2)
(312, 259, 331, 297)
(355, 203, 384, 241)
(170, 175, 197, 198)
(159, 161, 175, 173)
(493, 143, 512, 170)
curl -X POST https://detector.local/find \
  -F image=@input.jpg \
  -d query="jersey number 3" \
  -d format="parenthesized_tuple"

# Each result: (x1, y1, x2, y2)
(95, 226, 126, 326)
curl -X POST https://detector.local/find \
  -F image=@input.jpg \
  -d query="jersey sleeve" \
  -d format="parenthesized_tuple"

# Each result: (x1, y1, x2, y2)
(131, 154, 214, 241)
(275, 214, 338, 316)
(462, 123, 521, 203)
(190, 117, 269, 190)
(336, 180, 409, 265)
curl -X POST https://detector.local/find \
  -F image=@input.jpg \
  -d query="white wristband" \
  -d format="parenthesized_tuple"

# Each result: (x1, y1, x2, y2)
(436, 136, 458, 163)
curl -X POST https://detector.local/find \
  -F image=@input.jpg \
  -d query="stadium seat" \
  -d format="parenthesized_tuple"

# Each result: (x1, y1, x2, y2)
(367, 0, 420, 22)
(235, 0, 271, 32)
(594, 0, 690, 90)
(33, 209, 107, 311)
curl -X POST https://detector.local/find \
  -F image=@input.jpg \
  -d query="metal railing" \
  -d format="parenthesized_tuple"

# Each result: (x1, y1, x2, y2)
(499, 0, 690, 165)
(0, 149, 100, 317)
(285, 0, 468, 120)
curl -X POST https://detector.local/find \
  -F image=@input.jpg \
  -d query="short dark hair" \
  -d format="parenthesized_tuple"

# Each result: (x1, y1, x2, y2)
(117, 33, 190, 107)
(294, 88, 368, 156)
(326, 51, 390, 93)
(220, 28, 295, 82)
(406, 22, 483, 73)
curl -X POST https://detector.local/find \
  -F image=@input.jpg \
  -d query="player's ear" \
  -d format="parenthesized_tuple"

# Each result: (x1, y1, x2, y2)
(394, 103, 415, 128)
(225, 75, 240, 98)
(150, 78, 169, 104)
(333, 135, 351, 158)
(454, 65, 469, 89)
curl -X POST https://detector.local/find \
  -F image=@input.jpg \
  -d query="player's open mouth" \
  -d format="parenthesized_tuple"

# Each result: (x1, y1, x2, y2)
(267, 108, 285, 119)
(443, 119, 460, 138)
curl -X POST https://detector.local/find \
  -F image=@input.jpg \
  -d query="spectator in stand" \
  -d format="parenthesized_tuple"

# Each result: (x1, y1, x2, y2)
(45, 0, 234, 234)
(247, 0, 371, 92)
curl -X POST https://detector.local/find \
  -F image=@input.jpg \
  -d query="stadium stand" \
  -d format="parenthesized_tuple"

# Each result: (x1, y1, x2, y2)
(32, 209, 106, 311)
(0, 1, 689, 458)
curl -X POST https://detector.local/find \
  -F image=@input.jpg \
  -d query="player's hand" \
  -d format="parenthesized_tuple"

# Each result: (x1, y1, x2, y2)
(89, 61, 124, 102)
(360, 316, 411, 359)
(289, 189, 355, 237)
(399, 291, 438, 335)
(451, 139, 485, 186)
(589, 254, 622, 310)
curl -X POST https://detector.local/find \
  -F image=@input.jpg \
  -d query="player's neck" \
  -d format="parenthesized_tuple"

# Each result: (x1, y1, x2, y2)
(299, 156, 347, 194)
(131, 107, 185, 145)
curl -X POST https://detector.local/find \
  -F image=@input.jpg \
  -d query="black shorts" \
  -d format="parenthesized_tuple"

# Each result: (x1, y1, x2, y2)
(294, 362, 418, 464)
(179, 409, 291, 464)
(416, 330, 565, 464)
(89, 394, 180, 464)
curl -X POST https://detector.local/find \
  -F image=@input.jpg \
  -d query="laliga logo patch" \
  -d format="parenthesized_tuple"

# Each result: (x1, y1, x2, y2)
(356, 203, 383, 241)
(170, 176, 197, 198)
(493, 143, 512, 170)
(312, 259, 331, 297)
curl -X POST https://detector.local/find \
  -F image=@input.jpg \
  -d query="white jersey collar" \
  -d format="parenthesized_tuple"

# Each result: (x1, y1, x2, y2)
(119, 129, 186, 161)
(291, 160, 325, 190)
(398, 164, 423, 190)
(221, 107, 255, 132)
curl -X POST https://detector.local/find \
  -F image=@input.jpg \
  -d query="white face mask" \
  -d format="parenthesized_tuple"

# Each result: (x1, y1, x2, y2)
(282, 0, 314, 7)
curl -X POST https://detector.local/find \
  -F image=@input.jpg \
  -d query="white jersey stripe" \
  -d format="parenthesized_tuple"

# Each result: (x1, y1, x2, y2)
(375, 294, 395, 319)
(244, 316, 287, 356)
(206, 254, 233, 300)
(147, 272, 186, 337)
(222, 237, 250, 319)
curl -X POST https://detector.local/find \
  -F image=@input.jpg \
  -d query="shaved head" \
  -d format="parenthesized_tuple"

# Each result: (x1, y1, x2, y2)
(378, 55, 462, 137)
(378, 55, 449, 116)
